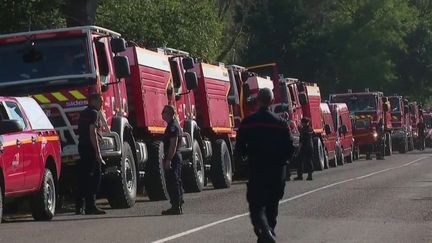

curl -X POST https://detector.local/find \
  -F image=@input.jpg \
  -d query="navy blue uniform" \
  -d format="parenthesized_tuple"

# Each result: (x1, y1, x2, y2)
(163, 119, 183, 208)
(297, 126, 314, 176)
(236, 107, 295, 239)
(76, 105, 102, 210)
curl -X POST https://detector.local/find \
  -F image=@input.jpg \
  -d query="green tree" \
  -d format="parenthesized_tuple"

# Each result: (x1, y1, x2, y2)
(96, 0, 224, 61)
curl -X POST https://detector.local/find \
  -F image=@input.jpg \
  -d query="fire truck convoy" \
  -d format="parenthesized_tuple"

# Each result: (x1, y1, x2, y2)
(0, 26, 422, 215)
(0, 26, 240, 208)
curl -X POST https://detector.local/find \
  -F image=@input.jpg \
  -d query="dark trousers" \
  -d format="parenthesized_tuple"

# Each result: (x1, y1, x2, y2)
(165, 155, 183, 208)
(297, 151, 313, 177)
(247, 169, 286, 239)
(76, 146, 101, 209)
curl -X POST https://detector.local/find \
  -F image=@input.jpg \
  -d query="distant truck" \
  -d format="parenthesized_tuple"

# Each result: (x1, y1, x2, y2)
(329, 90, 392, 160)
(328, 103, 355, 163)
(388, 96, 414, 153)
(0, 97, 61, 222)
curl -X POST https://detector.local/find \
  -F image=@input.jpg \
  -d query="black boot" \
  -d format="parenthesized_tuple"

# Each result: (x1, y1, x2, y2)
(75, 199, 84, 215)
(306, 172, 313, 181)
(162, 206, 182, 215)
(85, 195, 106, 215)
(257, 229, 276, 243)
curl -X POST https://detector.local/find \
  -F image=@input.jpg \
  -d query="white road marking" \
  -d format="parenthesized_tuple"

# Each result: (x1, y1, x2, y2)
(152, 156, 430, 243)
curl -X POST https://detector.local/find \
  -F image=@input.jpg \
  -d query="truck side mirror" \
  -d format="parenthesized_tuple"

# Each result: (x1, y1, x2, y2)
(228, 96, 237, 105)
(185, 72, 198, 90)
(298, 93, 308, 105)
(182, 57, 194, 70)
(0, 120, 23, 135)
(241, 72, 251, 82)
(324, 124, 332, 134)
(242, 83, 250, 100)
(339, 124, 348, 134)
(280, 81, 289, 103)
(297, 83, 305, 93)
(111, 38, 127, 53)
(403, 99, 409, 106)
(114, 56, 131, 79)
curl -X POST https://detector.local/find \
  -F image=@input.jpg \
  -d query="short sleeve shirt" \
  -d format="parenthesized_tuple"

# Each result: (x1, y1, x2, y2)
(163, 119, 182, 156)
(78, 105, 100, 147)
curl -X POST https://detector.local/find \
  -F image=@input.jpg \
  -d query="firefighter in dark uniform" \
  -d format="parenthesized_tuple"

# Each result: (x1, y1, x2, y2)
(236, 88, 295, 243)
(295, 117, 314, 181)
(418, 117, 426, 150)
(161, 105, 184, 215)
(75, 93, 106, 215)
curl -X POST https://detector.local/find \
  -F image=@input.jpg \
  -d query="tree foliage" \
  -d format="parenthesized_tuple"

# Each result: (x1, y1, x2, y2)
(0, 0, 431, 103)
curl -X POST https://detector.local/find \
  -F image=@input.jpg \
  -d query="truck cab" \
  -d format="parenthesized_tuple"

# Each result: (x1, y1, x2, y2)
(0, 97, 61, 222)
(329, 90, 392, 160)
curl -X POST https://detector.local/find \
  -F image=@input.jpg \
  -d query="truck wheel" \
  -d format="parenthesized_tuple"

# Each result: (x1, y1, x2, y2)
(329, 152, 337, 167)
(346, 148, 353, 163)
(31, 169, 56, 221)
(408, 136, 414, 151)
(366, 151, 372, 160)
(210, 139, 232, 189)
(144, 141, 169, 201)
(399, 138, 408, 154)
(324, 150, 329, 169)
(106, 142, 137, 208)
(336, 146, 344, 166)
(182, 140, 205, 193)
(385, 134, 392, 156)
(312, 138, 325, 171)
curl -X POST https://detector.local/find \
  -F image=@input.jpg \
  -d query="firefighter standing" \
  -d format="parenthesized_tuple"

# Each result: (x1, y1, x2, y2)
(236, 88, 295, 243)
(76, 93, 106, 215)
(161, 105, 184, 215)
(418, 118, 426, 150)
(295, 117, 314, 181)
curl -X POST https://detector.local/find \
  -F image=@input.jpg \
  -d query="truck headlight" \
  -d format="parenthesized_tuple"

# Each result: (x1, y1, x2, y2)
(100, 137, 116, 150)
(373, 131, 378, 139)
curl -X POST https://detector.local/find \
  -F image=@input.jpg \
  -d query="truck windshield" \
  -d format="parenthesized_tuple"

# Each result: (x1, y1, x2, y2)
(0, 36, 91, 83)
(389, 98, 400, 113)
(331, 95, 377, 113)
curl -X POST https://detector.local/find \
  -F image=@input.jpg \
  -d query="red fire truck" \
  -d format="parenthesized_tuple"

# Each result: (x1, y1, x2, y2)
(328, 103, 355, 163)
(329, 90, 393, 160)
(0, 26, 237, 208)
(388, 96, 414, 153)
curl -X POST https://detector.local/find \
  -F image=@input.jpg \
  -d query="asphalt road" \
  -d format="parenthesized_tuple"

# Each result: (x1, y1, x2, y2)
(1, 150, 432, 243)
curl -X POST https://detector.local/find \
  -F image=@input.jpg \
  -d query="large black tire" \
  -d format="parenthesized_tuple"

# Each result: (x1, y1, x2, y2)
(182, 140, 205, 193)
(210, 139, 232, 189)
(336, 146, 345, 166)
(31, 169, 56, 221)
(399, 137, 408, 154)
(408, 136, 414, 151)
(385, 133, 392, 156)
(345, 148, 354, 163)
(329, 151, 337, 167)
(312, 138, 325, 171)
(144, 141, 168, 201)
(106, 142, 137, 208)
(324, 150, 329, 169)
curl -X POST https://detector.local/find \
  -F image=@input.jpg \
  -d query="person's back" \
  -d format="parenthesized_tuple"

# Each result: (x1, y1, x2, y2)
(237, 108, 293, 182)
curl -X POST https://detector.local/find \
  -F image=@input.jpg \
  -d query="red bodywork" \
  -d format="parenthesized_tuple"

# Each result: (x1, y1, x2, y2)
(329, 103, 354, 157)
(320, 103, 337, 159)
(0, 97, 61, 197)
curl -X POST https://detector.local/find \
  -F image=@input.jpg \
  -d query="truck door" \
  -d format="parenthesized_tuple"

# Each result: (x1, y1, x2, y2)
(0, 101, 25, 194)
